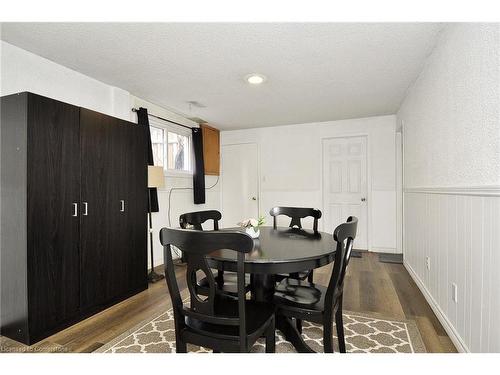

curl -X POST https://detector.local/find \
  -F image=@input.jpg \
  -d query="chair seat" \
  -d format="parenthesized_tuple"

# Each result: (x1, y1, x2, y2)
(198, 272, 251, 296)
(216, 271, 251, 285)
(184, 299, 275, 340)
(273, 278, 327, 312)
(275, 270, 311, 282)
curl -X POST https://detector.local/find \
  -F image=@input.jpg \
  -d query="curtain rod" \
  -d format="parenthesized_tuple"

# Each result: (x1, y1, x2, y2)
(131, 108, 195, 130)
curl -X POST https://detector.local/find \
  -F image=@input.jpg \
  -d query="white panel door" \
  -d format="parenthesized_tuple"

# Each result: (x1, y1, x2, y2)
(221, 143, 259, 228)
(323, 136, 368, 249)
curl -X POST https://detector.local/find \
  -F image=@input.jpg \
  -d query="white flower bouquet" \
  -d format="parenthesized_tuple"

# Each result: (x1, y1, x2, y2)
(238, 216, 265, 238)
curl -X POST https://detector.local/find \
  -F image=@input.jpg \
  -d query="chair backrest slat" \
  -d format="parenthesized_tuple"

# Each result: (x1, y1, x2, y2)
(269, 206, 322, 232)
(179, 210, 222, 231)
(185, 252, 217, 315)
(237, 251, 246, 352)
(325, 216, 358, 310)
(160, 228, 253, 344)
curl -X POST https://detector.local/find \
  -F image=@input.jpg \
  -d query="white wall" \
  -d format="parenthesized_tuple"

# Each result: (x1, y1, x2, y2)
(0, 41, 131, 120)
(1, 40, 221, 267)
(397, 23, 500, 352)
(129, 96, 221, 266)
(399, 25, 500, 188)
(221, 115, 398, 252)
(147, 173, 220, 266)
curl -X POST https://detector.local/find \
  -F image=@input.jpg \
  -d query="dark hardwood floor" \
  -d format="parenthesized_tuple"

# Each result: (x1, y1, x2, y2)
(0, 252, 456, 353)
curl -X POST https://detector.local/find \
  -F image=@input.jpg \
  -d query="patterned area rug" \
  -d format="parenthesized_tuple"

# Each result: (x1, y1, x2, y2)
(95, 304, 426, 353)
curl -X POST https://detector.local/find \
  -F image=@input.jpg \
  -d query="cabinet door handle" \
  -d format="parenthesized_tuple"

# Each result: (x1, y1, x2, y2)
(83, 202, 88, 216)
(120, 200, 125, 212)
(72, 203, 78, 217)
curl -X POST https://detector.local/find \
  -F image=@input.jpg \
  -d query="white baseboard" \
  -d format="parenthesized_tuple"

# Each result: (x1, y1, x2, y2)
(403, 260, 469, 353)
(152, 257, 164, 269)
(371, 247, 399, 254)
(150, 252, 179, 271)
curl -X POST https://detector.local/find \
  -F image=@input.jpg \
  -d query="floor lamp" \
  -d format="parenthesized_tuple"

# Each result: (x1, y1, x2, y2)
(147, 166, 165, 283)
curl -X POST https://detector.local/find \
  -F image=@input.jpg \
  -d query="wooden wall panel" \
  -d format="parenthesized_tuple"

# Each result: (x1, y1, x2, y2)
(489, 199, 500, 352)
(403, 189, 500, 352)
(201, 123, 220, 176)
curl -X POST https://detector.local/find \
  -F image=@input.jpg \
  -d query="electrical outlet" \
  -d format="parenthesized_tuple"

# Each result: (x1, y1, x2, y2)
(426, 256, 431, 271)
(452, 283, 458, 303)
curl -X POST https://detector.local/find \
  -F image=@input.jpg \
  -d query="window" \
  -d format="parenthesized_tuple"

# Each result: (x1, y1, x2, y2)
(150, 125, 164, 167)
(167, 131, 190, 172)
(149, 117, 192, 175)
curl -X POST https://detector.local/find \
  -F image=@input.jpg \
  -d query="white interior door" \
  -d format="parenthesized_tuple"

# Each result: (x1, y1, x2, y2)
(323, 136, 368, 249)
(221, 143, 259, 228)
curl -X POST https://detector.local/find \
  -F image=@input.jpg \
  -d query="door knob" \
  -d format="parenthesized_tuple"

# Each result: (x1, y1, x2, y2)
(361, 197, 366, 202)
(251, 197, 257, 201)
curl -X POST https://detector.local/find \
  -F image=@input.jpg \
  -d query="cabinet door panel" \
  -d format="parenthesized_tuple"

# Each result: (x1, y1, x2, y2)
(80, 111, 147, 309)
(113, 121, 146, 296)
(201, 124, 220, 175)
(80, 109, 123, 308)
(122, 123, 148, 291)
(27, 94, 80, 336)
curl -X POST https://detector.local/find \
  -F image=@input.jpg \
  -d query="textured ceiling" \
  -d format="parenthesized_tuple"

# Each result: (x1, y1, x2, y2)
(1, 23, 442, 130)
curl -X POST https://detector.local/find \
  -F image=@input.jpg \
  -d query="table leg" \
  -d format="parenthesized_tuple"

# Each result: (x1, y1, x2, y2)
(251, 274, 276, 302)
(276, 316, 315, 353)
(250, 273, 315, 353)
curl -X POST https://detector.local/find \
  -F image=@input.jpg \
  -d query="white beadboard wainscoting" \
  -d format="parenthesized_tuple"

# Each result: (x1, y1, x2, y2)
(403, 187, 500, 352)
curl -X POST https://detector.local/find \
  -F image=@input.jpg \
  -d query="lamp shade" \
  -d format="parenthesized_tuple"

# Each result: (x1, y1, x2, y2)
(148, 166, 165, 188)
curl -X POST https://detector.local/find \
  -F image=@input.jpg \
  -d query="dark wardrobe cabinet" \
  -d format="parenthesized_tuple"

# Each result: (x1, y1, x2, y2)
(1, 92, 148, 345)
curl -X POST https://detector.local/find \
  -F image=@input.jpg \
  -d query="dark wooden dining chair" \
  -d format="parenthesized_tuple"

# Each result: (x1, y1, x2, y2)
(273, 216, 358, 353)
(269, 206, 322, 282)
(179, 210, 222, 231)
(179, 210, 251, 297)
(270, 206, 322, 233)
(160, 227, 276, 353)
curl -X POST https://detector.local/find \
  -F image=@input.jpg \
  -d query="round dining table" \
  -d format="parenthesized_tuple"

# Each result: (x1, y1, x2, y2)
(206, 226, 336, 352)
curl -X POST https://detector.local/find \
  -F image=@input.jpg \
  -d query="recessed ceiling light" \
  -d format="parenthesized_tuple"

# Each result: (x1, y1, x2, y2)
(245, 74, 266, 85)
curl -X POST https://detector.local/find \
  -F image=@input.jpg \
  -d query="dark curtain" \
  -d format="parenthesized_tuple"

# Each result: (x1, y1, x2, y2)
(136, 107, 159, 212)
(192, 127, 206, 204)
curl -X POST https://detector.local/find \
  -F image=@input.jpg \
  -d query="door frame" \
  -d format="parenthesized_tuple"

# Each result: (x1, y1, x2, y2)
(220, 142, 261, 228)
(320, 134, 372, 251)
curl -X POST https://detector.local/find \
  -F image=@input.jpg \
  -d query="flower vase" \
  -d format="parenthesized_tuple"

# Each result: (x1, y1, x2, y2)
(245, 227, 260, 239)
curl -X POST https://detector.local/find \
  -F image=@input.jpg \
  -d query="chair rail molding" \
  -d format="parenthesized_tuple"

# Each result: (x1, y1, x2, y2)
(404, 185, 500, 197)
